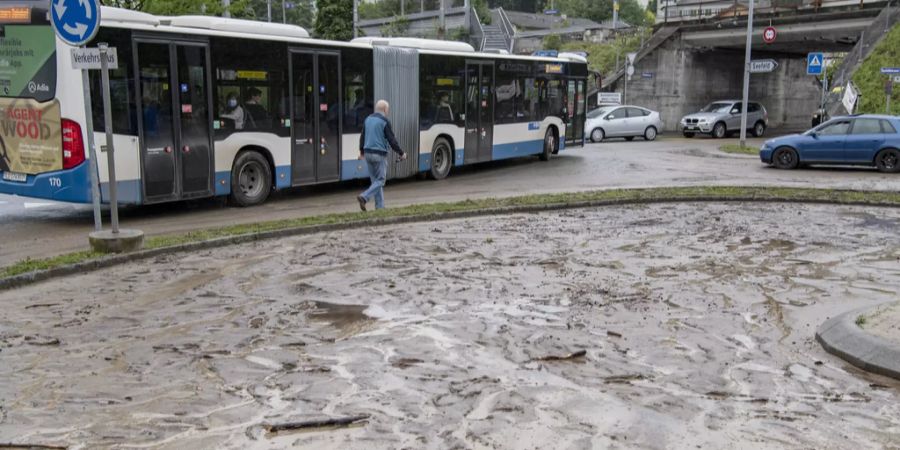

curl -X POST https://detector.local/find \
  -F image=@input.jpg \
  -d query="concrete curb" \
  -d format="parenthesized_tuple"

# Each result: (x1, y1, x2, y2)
(2, 194, 900, 292)
(816, 301, 900, 381)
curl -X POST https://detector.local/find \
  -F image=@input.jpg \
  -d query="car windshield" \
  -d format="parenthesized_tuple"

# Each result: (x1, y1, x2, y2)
(587, 107, 612, 118)
(700, 103, 734, 113)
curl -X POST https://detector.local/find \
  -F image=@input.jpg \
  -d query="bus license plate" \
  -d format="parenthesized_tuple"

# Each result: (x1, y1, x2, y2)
(2, 171, 26, 182)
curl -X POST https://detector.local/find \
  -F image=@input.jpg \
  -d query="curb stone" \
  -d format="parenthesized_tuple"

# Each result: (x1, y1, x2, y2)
(3, 195, 900, 292)
(816, 301, 900, 381)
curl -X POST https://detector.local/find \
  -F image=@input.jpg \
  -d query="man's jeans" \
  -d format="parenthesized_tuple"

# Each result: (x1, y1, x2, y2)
(361, 151, 387, 209)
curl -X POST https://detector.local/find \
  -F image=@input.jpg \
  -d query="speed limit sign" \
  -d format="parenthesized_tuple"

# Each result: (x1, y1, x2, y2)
(763, 26, 777, 44)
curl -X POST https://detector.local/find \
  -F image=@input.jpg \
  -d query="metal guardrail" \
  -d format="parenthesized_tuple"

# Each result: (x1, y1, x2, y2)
(658, 0, 890, 24)
(496, 7, 516, 52)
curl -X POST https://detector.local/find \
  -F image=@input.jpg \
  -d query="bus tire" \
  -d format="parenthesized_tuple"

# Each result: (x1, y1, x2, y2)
(230, 151, 272, 207)
(430, 138, 452, 180)
(540, 128, 556, 161)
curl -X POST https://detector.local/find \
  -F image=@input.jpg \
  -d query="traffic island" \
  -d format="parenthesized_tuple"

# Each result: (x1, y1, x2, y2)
(88, 229, 145, 253)
(816, 301, 900, 381)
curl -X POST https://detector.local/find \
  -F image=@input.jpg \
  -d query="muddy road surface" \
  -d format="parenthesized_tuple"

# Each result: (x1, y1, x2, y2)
(1, 202, 900, 448)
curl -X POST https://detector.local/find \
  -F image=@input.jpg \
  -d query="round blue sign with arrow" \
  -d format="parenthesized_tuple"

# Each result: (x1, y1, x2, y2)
(51, 0, 101, 47)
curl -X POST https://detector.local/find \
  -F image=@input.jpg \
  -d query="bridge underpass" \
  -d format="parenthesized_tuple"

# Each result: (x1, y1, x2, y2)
(605, 6, 890, 133)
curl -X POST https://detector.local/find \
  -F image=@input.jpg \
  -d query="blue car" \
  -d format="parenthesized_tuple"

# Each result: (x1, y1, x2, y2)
(760, 115, 900, 172)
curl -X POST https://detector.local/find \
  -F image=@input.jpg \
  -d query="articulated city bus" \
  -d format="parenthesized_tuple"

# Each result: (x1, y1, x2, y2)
(0, 1, 587, 206)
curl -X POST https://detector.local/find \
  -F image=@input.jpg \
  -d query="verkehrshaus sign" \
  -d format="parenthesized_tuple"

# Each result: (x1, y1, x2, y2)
(71, 47, 119, 70)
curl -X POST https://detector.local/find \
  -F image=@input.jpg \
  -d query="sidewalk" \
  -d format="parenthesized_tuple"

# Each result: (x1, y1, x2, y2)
(816, 301, 900, 380)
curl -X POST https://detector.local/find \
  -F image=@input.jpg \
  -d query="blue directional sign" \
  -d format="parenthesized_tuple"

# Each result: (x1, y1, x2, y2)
(51, 0, 101, 47)
(881, 67, 900, 74)
(807, 52, 824, 75)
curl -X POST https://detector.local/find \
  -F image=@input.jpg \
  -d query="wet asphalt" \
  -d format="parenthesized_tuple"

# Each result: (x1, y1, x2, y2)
(3, 134, 900, 266)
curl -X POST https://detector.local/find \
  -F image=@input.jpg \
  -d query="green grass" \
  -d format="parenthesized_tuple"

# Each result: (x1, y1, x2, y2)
(719, 144, 759, 155)
(852, 23, 900, 115)
(856, 314, 867, 327)
(5, 186, 900, 279)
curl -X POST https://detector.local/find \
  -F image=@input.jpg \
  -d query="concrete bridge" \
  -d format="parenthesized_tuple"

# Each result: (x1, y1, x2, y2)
(606, 0, 897, 132)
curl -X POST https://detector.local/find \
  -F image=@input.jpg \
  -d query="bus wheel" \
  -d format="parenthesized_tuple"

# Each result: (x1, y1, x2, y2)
(430, 138, 452, 180)
(230, 151, 272, 207)
(540, 128, 555, 161)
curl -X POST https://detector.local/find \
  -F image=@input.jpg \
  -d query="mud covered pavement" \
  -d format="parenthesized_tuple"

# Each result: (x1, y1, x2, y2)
(2, 203, 900, 448)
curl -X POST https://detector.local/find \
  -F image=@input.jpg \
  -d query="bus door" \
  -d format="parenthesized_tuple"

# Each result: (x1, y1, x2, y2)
(289, 50, 341, 185)
(567, 79, 586, 145)
(464, 61, 494, 164)
(134, 39, 214, 203)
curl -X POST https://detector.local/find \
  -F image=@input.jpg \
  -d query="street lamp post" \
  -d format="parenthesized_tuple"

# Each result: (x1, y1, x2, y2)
(353, 0, 359, 38)
(739, 0, 755, 148)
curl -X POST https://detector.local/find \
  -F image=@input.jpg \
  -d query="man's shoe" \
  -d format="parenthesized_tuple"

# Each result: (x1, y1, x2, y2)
(357, 196, 367, 212)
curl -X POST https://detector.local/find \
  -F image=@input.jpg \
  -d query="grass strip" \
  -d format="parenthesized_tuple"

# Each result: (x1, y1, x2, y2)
(719, 144, 759, 155)
(5, 186, 900, 278)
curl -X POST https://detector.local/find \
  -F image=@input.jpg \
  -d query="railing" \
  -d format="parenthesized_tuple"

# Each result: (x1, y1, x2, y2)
(657, 0, 891, 24)
(473, 7, 486, 50)
(496, 7, 516, 52)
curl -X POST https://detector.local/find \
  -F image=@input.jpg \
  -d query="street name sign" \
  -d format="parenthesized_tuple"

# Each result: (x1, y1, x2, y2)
(71, 47, 118, 70)
(51, 0, 101, 46)
(749, 59, 778, 73)
(881, 67, 900, 74)
(807, 52, 824, 75)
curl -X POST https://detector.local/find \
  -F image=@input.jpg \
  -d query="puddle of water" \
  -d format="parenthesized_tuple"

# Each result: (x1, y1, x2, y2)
(308, 301, 376, 338)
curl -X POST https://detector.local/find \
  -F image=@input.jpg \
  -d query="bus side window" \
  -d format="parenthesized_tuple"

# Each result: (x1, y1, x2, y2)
(211, 39, 283, 135)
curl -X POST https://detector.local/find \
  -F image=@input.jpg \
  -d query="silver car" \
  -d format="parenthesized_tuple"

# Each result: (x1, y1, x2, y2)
(680, 100, 768, 139)
(586, 105, 664, 142)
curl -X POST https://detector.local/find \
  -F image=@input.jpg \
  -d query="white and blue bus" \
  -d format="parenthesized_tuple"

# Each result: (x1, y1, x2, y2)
(0, 2, 587, 206)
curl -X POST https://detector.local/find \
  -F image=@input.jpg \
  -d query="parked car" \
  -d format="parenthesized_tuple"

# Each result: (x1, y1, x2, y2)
(586, 105, 664, 142)
(681, 100, 768, 139)
(759, 115, 900, 173)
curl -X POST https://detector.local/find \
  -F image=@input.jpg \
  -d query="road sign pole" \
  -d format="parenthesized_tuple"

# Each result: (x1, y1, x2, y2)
(99, 43, 119, 234)
(81, 68, 102, 231)
(739, 0, 754, 147)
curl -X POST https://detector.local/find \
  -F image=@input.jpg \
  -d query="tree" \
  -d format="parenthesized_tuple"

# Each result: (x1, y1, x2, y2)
(315, 0, 353, 40)
(542, 33, 562, 50)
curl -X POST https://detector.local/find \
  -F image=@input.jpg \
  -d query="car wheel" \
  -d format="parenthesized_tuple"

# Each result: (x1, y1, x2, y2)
(430, 138, 452, 180)
(590, 128, 604, 143)
(683, 131, 695, 138)
(752, 121, 766, 138)
(230, 151, 272, 206)
(625, 136, 634, 142)
(540, 128, 555, 161)
(712, 122, 727, 139)
(644, 126, 658, 141)
(875, 148, 900, 173)
(772, 147, 799, 170)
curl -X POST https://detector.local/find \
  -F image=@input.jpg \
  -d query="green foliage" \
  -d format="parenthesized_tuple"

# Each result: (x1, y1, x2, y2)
(554, 0, 647, 27)
(487, 0, 542, 13)
(449, 26, 470, 41)
(855, 314, 867, 327)
(719, 144, 757, 155)
(140, 0, 225, 15)
(542, 33, 563, 50)
(315, 0, 353, 40)
(852, 23, 900, 115)
(359, 0, 436, 20)
(381, 15, 411, 36)
(473, 0, 492, 24)
(560, 28, 650, 74)
(646, 0, 657, 13)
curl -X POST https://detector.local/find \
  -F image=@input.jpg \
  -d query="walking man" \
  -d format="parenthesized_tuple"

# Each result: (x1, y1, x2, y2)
(358, 100, 407, 211)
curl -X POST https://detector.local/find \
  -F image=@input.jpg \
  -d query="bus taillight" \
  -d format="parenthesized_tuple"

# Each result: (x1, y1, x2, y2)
(61, 119, 85, 169)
